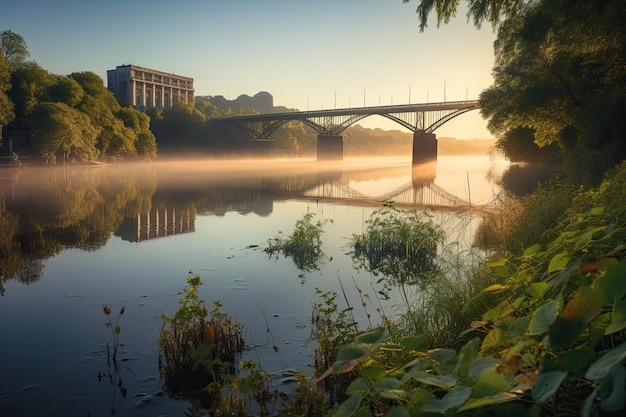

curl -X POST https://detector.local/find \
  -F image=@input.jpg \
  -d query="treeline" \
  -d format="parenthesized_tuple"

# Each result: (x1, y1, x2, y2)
(0, 31, 157, 164)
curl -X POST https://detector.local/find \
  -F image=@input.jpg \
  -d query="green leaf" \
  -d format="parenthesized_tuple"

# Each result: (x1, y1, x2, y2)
(469, 357, 500, 377)
(528, 300, 559, 335)
(458, 392, 518, 411)
(504, 317, 530, 341)
(402, 369, 459, 388)
(486, 258, 507, 267)
(549, 288, 603, 349)
(453, 338, 480, 376)
(473, 370, 512, 398)
(346, 377, 370, 395)
(601, 365, 626, 411)
(605, 300, 626, 335)
(531, 370, 567, 402)
(586, 343, 626, 381)
(355, 329, 385, 344)
(384, 406, 410, 417)
(480, 327, 504, 353)
(428, 348, 456, 363)
(523, 244, 542, 257)
(592, 260, 626, 306)
(548, 252, 570, 274)
(332, 394, 361, 417)
(399, 334, 428, 351)
(422, 386, 472, 413)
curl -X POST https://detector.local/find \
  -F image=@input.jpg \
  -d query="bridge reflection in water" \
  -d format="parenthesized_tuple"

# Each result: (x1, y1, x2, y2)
(301, 161, 467, 209)
(112, 159, 473, 243)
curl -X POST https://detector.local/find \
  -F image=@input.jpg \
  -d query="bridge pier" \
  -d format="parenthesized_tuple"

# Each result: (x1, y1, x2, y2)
(412, 131, 437, 164)
(317, 134, 343, 161)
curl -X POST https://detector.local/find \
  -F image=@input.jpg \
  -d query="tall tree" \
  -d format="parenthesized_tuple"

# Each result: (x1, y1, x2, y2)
(0, 30, 30, 72)
(405, 0, 626, 183)
(30, 102, 99, 164)
(402, 0, 524, 31)
(0, 51, 15, 133)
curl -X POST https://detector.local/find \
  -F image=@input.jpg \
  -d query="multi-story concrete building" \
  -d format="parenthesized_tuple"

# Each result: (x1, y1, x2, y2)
(107, 64, 194, 110)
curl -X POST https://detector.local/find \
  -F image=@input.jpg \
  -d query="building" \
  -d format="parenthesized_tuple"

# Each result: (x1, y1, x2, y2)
(107, 65, 194, 110)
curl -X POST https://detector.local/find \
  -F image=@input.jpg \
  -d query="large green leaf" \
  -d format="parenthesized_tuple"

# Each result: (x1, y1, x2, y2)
(531, 370, 567, 402)
(605, 300, 626, 335)
(528, 300, 559, 335)
(402, 369, 459, 388)
(422, 386, 472, 413)
(457, 392, 518, 411)
(399, 334, 428, 351)
(600, 365, 625, 412)
(592, 259, 626, 306)
(473, 370, 512, 398)
(333, 394, 361, 417)
(548, 251, 570, 273)
(585, 343, 626, 381)
(384, 406, 410, 417)
(549, 287, 603, 349)
(469, 357, 500, 377)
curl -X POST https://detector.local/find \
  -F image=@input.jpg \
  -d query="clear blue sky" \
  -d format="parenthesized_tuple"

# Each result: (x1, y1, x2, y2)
(2, 0, 497, 139)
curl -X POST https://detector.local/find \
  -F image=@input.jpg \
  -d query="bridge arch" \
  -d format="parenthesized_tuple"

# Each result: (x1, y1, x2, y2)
(218, 100, 479, 139)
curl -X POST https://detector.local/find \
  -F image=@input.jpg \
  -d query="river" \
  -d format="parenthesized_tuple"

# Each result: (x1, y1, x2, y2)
(0, 155, 508, 416)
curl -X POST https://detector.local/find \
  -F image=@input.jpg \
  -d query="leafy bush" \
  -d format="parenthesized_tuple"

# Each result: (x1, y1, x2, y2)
(325, 166, 626, 417)
(350, 202, 444, 288)
(159, 275, 244, 397)
(264, 210, 327, 271)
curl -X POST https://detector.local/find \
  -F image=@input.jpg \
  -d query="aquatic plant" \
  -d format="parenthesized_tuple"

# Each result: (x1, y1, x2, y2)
(98, 305, 127, 416)
(102, 304, 124, 360)
(159, 275, 244, 398)
(322, 167, 626, 417)
(350, 201, 444, 298)
(264, 210, 327, 272)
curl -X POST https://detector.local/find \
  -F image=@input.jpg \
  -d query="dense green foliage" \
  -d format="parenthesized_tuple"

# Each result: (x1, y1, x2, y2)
(351, 202, 444, 288)
(265, 210, 327, 272)
(0, 51, 14, 133)
(0, 30, 156, 163)
(405, 0, 626, 185)
(325, 163, 626, 417)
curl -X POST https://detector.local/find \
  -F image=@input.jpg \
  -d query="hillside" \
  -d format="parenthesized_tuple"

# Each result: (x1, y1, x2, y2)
(437, 136, 496, 155)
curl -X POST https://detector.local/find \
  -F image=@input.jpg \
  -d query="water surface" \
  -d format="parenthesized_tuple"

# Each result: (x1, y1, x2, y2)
(0, 156, 508, 416)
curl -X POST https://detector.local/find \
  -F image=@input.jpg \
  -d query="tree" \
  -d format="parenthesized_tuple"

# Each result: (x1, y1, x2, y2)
(8, 62, 55, 116)
(495, 126, 561, 164)
(479, 0, 626, 183)
(402, 0, 524, 31)
(30, 102, 99, 164)
(0, 30, 30, 72)
(405, 0, 626, 183)
(46, 76, 84, 107)
(0, 51, 15, 134)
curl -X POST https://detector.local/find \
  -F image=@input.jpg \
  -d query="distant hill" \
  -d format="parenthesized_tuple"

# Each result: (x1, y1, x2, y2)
(437, 137, 496, 155)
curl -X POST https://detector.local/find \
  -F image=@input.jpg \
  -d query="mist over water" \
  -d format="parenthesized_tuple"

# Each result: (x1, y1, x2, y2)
(0, 155, 508, 416)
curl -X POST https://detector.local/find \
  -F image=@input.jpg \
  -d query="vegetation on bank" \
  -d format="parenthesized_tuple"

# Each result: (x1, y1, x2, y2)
(156, 162, 626, 417)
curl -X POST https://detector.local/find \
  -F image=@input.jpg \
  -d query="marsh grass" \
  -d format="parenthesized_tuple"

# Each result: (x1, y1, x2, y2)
(264, 210, 327, 272)
(159, 275, 244, 401)
(350, 202, 444, 292)
(475, 177, 579, 256)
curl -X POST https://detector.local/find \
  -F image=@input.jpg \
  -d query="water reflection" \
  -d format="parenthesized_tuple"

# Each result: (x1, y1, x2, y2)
(0, 158, 497, 296)
(0, 156, 507, 416)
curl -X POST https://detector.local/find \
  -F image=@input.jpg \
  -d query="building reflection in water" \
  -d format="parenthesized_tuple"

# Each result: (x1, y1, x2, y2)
(115, 204, 196, 242)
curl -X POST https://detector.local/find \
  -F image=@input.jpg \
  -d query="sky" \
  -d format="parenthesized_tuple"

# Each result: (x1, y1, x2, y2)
(2, 0, 497, 139)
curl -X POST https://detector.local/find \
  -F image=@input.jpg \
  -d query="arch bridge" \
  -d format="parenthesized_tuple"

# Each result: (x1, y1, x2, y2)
(216, 100, 478, 163)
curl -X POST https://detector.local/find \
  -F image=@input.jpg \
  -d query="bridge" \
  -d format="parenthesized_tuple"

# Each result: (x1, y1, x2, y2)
(215, 100, 479, 163)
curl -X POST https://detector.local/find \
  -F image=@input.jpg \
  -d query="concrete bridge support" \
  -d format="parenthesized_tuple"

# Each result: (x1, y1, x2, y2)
(317, 134, 343, 161)
(412, 131, 437, 164)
